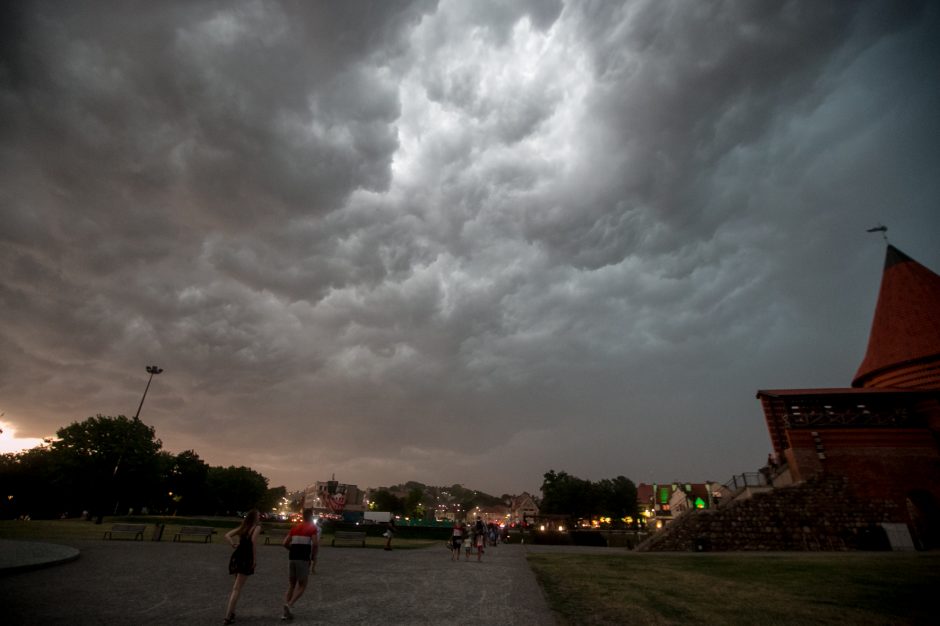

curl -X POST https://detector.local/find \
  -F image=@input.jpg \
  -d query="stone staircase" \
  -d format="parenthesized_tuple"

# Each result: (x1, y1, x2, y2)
(636, 474, 900, 551)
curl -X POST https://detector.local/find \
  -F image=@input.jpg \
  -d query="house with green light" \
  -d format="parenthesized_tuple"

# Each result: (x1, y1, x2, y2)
(639, 482, 729, 528)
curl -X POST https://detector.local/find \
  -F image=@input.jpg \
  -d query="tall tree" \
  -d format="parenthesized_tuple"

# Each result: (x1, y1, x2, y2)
(0, 446, 57, 518)
(370, 489, 404, 514)
(166, 450, 210, 514)
(261, 485, 288, 515)
(540, 470, 593, 519)
(207, 465, 269, 514)
(1, 415, 280, 519)
(596, 476, 639, 524)
(51, 414, 163, 516)
(405, 487, 424, 519)
(540, 470, 638, 526)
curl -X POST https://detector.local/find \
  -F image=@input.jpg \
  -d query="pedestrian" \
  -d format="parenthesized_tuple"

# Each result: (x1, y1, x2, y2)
(450, 520, 465, 561)
(383, 517, 396, 550)
(224, 509, 262, 624)
(281, 508, 319, 621)
(474, 517, 486, 562)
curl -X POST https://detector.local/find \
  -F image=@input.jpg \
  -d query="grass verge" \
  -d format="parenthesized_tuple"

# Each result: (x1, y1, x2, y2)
(527, 551, 939, 625)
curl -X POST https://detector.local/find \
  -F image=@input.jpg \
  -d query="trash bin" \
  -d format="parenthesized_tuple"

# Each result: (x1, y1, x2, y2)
(152, 523, 165, 542)
(694, 537, 711, 552)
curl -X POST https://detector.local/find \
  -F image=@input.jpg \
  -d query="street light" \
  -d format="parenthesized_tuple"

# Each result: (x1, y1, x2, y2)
(134, 365, 163, 420)
(107, 365, 163, 518)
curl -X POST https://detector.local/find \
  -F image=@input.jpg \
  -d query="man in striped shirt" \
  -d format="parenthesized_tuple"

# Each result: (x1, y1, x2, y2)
(281, 508, 319, 621)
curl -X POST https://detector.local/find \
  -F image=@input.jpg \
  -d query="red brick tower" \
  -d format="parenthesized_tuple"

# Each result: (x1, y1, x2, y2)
(853, 245, 940, 389)
(757, 244, 940, 549)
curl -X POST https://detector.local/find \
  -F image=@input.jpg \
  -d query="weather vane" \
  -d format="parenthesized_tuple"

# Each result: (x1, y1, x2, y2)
(866, 223, 888, 243)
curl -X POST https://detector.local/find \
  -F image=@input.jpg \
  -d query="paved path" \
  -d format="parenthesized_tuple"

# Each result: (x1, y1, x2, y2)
(0, 539, 556, 625)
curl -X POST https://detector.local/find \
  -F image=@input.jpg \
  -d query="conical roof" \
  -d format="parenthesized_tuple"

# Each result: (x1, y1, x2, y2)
(852, 245, 940, 389)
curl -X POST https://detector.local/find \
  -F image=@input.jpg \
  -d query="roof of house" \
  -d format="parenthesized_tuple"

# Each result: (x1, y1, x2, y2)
(686, 483, 711, 502)
(510, 493, 537, 506)
(853, 245, 940, 389)
(756, 387, 928, 398)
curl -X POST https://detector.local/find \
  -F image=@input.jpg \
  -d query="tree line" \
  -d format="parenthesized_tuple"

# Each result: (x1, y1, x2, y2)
(367, 473, 641, 528)
(367, 481, 514, 520)
(539, 470, 639, 527)
(0, 414, 285, 519)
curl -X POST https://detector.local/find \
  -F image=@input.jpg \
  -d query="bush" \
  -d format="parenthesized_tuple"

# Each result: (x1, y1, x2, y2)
(529, 530, 572, 545)
(570, 531, 607, 546)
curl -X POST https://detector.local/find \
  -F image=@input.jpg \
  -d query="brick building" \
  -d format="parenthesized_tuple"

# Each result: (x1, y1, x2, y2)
(303, 478, 366, 517)
(757, 245, 940, 548)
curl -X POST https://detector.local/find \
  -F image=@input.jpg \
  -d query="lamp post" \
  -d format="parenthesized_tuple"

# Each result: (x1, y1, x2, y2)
(134, 365, 163, 420)
(108, 365, 163, 517)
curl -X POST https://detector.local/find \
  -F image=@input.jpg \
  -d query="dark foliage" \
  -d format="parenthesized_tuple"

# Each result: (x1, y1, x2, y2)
(0, 415, 281, 518)
(540, 470, 638, 526)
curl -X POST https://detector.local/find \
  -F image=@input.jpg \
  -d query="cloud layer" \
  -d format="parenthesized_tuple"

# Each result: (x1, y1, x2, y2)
(2, 0, 938, 493)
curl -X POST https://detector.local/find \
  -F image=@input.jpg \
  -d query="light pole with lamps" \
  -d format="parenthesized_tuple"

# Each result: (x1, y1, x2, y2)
(134, 365, 163, 420)
(109, 365, 163, 517)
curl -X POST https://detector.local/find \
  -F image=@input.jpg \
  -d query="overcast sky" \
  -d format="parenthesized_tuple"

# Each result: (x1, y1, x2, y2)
(1, 1, 938, 496)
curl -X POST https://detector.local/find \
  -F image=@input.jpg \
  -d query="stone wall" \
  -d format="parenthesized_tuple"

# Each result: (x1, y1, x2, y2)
(636, 474, 900, 551)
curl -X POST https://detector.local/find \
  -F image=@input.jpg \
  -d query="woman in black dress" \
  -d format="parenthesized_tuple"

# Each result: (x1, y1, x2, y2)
(223, 509, 261, 624)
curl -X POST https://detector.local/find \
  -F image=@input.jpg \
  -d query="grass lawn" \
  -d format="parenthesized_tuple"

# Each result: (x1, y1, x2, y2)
(527, 551, 939, 625)
(0, 519, 438, 550)
(0, 518, 121, 542)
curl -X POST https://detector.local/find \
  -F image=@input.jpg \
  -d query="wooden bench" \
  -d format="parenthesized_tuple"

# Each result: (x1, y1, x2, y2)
(103, 523, 146, 541)
(331, 530, 367, 547)
(172, 526, 214, 543)
(264, 528, 289, 545)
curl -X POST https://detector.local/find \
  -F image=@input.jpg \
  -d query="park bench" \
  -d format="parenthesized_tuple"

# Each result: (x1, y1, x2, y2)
(172, 525, 214, 543)
(264, 528, 289, 545)
(103, 523, 147, 541)
(331, 530, 367, 547)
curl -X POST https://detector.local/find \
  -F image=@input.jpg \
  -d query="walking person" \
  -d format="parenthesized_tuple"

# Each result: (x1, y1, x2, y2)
(281, 508, 319, 621)
(474, 517, 486, 562)
(383, 517, 396, 550)
(224, 509, 262, 624)
(474, 526, 486, 561)
(450, 520, 465, 561)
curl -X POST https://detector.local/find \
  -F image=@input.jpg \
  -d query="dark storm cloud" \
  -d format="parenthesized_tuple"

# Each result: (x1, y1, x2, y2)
(1, 1, 423, 228)
(1, 1, 938, 494)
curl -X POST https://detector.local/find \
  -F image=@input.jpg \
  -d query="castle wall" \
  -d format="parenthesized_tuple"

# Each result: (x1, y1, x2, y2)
(785, 428, 940, 519)
(636, 475, 901, 552)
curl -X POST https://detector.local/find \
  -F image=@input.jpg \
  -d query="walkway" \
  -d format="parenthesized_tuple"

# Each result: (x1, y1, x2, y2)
(0, 539, 556, 625)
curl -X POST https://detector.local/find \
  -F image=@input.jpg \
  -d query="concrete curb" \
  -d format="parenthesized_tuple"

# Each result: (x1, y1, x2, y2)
(0, 539, 81, 576)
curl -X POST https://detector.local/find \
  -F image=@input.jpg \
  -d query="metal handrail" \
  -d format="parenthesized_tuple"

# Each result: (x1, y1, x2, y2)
(723, 472, 770, 492)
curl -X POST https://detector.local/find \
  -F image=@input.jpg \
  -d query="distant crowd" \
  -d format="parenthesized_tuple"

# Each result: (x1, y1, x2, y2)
(221, 509, 504, 623)
(449, 516, 505, 562)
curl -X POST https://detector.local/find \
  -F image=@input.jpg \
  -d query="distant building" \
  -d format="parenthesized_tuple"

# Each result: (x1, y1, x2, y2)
(639, 482, 726, 527)
(303, 478, 366, 516)
(757, 245, 940, 549)
(508, 492, 539, 524)
(636, 483, 655, 525)
(668, 482, 728, 518)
